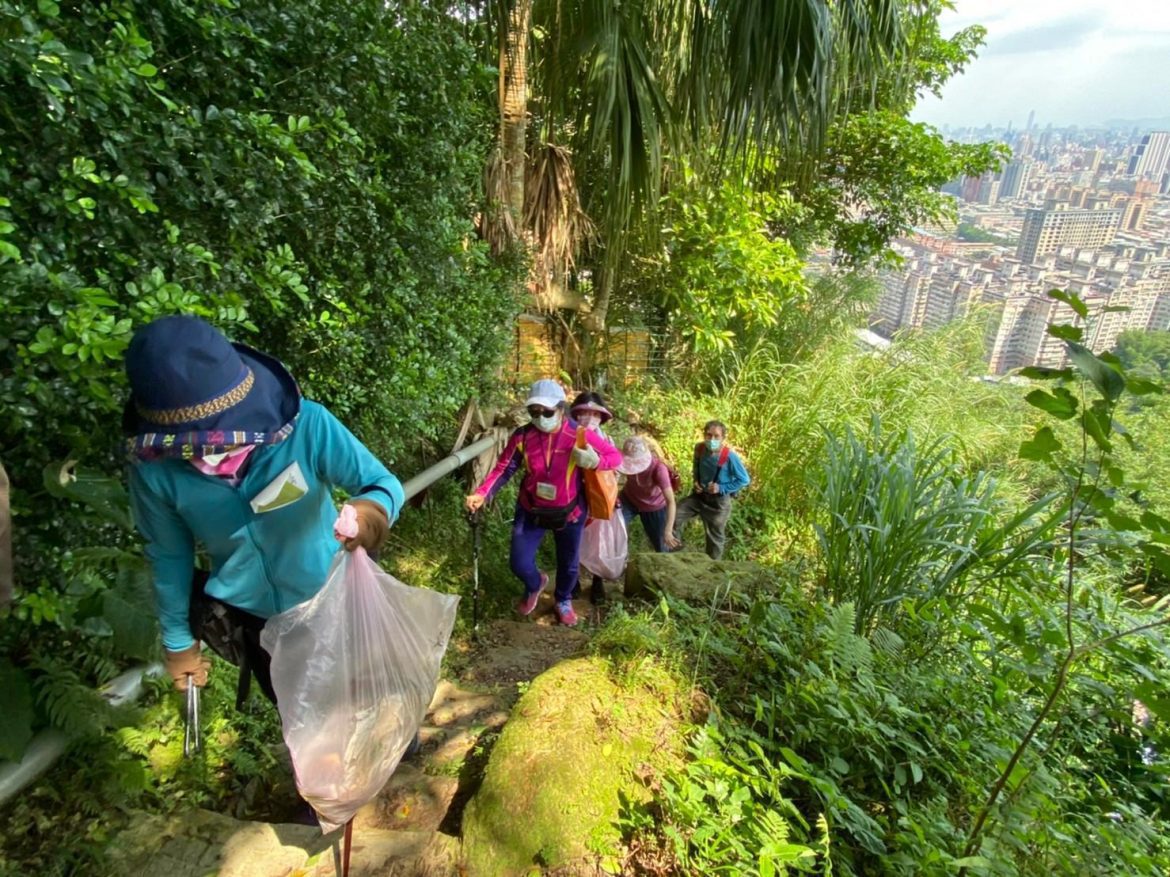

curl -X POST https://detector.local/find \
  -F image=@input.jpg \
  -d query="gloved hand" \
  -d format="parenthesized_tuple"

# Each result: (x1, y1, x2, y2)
(343, 499, 389, 552)
(164, 643, 211, 691)
(572, 445, 600, 469)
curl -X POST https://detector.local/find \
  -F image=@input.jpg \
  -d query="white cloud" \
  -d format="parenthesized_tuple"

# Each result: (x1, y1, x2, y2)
(912, 0, 1170, 128)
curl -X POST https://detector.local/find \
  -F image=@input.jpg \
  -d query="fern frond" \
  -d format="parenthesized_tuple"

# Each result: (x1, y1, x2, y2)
(871, 627, 905, 657)
(30, 655, 111, 739)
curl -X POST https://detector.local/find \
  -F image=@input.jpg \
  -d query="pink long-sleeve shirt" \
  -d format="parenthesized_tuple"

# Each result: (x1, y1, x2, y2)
(475, 420, 622, 521)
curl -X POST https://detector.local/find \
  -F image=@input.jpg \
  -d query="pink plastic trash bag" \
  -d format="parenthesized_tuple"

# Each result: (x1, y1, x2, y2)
(260, 548, 459, 833)
(580, 512, 628, 581)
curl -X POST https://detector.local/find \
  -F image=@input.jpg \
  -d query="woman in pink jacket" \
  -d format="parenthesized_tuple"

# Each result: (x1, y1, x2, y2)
(465, 380, 621, 626)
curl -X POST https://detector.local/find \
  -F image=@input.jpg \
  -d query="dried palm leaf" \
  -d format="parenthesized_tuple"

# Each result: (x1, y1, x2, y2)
(524, 142, 595, 298)
(482, 146, 519, 256)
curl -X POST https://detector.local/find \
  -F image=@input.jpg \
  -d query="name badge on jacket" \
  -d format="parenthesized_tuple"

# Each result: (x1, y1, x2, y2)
(250, 462, 308, 514)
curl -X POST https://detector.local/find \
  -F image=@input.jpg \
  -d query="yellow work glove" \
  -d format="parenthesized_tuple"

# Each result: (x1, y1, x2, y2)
(344, 499, 389, 552)
(164, 643, 211, 691)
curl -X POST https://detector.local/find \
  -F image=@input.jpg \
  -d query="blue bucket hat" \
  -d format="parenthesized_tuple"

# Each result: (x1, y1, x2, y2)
(122, 315, 300, 460)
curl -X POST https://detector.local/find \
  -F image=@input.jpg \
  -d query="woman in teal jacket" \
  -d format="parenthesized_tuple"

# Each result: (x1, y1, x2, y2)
(125, 315, 404, 701)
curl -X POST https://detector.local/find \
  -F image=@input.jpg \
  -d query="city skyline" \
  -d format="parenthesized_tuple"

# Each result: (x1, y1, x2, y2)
(912, 0, 1170, 130)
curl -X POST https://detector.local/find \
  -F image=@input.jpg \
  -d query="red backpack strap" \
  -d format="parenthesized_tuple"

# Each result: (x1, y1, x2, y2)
(718, 445, 730, 467)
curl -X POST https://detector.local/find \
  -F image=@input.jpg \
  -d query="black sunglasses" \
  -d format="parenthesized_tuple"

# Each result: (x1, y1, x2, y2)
(527, 405, 558, 418)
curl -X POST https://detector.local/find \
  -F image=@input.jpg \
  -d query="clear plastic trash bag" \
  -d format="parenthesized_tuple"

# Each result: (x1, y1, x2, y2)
(580, 511, 628, 581)
(261, 548, 459, 833)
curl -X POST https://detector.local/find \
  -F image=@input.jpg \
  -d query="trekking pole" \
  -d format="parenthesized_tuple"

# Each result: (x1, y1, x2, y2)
(183, 674, 201, 757)
(467, 507, 482, 640)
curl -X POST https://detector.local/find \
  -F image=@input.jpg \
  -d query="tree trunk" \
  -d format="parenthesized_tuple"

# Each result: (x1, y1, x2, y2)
(583, 261, 613, 333)
(499, 0, 530, 227)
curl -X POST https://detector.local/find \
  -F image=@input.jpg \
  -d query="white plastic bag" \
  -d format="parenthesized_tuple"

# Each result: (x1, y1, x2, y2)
(260, 548, 459, 833)
(580, 512, 628, 581)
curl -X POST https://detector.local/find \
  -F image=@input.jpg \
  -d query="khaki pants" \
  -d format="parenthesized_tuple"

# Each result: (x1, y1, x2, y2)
(673, 493, 732, 560)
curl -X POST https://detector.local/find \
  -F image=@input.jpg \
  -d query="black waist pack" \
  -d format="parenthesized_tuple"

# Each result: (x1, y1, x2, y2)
(526, 500, 578, 530)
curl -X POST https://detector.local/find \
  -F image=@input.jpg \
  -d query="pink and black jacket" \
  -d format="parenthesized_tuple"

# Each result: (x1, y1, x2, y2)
(474, 419, 622, 523)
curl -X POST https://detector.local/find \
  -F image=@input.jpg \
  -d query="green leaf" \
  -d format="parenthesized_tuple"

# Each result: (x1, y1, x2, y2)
(135, 63, 158, 78)
(1025, 388, 1077, 420)
(1047, 289, 1088, 318)
(1081, 402, 1113, 451)
(1019, 426, 1061, 463)
(1067, 342, 1125, 402)
(104, 586, 158, 662)
(0, 661, 35, 761)
(1126, 377, 1163, 396)
(1046, 324, 1083, 342)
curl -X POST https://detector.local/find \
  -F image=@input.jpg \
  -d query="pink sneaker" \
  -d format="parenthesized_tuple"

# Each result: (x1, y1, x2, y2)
(516, 572, 550, 616)
(516, 589, 540, 616)
(555, 600, 579, 627)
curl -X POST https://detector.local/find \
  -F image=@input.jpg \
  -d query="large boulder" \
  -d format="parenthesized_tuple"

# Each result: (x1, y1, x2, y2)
(624, 549, 772, 602)
(460, 656, 685, 877)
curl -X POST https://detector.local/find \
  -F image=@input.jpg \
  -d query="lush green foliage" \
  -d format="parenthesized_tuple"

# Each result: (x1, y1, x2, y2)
(1, 0, 515, 573)
(613, 293, 1170, 874)
(0, 0, 515, 765)
(793, 111, 1007, 267)
(1, 659, 290, 876)
(1114, 329, 1170, 383)
(957, 222, 1017, 247)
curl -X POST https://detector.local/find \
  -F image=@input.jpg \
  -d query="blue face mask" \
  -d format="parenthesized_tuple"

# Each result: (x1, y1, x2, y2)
(532, 412, 562, 433)
(706, 438, 722, 452)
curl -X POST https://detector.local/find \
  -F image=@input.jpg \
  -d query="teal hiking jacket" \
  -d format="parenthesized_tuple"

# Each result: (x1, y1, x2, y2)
(129, 400, 404, 650)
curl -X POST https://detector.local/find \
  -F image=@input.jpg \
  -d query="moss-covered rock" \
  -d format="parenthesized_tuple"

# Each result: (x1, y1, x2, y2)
(624, 549, 771, 602)
(460, 656, 685, 876)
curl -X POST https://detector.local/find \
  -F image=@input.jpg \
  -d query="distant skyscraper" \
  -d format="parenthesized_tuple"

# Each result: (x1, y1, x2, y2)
(977, 177, 1001, 206)
(1127, 132, 1170, 180)
(999, 161, 1031, 199)
(1016, 206, 1122, 264)
(1026, 110, 1035, 132)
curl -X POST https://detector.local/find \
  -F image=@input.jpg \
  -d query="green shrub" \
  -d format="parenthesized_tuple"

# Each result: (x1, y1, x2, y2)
(0, 0, 517, 588)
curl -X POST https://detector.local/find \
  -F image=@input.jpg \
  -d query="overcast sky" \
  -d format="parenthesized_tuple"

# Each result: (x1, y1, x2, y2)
(912, 0, 1170, 129)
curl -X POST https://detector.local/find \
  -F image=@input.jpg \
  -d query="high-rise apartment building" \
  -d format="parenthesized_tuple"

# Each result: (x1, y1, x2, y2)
(999, 160, 1031, 199)
(1127, 132, 1170, 180)
(1016, 206, 1122, 264)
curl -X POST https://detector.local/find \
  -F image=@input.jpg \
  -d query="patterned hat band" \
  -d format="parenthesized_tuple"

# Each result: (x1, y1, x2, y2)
(136, 368, 255, 427)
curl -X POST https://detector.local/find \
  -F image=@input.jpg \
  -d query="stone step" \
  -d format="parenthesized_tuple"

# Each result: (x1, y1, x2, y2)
(108, 807, 461, 877)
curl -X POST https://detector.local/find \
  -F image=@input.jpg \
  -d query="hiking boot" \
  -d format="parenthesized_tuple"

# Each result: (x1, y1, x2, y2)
(555, 600, 579, 627)
(590, 579, 606, 604)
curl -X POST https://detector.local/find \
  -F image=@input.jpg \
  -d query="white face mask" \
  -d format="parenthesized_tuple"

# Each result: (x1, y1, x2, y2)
(532, 412, 562, 433)
(578, 414, 601, 431)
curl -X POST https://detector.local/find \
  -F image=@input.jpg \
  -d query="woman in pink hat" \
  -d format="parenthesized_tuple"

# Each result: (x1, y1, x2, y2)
(618, 436, 681, 554)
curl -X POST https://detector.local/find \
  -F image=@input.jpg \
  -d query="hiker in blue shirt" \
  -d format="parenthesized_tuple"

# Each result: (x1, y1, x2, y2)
(671, 420, 750, 560)
(124, 315, 404, 702)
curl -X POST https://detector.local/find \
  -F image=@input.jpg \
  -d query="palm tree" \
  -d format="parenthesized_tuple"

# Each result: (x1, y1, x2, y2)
(484, 0, 907, 328)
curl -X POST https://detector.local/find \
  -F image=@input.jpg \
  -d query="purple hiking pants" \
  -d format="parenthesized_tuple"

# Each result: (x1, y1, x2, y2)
(510, 503, 586, 602)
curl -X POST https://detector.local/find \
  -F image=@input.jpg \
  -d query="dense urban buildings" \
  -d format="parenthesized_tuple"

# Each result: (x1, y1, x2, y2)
(870, 124, 1170, 373)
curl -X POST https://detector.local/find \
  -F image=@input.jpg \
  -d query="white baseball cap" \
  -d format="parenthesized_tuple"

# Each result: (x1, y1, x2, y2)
(524, 379, 566, 410)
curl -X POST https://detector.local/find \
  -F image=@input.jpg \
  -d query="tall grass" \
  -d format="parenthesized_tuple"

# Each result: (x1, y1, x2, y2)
(814, 418, 1058, 633)
(628, 319, 1039, 560)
